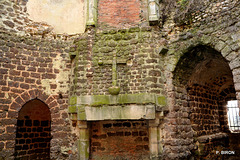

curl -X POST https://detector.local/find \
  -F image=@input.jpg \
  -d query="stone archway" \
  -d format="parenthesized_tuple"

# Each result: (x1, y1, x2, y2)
(14, 99, 51, 160)
(7, 89, 60, 160)
(173, 45, 237, 159)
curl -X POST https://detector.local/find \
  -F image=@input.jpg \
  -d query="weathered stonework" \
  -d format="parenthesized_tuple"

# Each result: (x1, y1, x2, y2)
(1, 0, 240, 160)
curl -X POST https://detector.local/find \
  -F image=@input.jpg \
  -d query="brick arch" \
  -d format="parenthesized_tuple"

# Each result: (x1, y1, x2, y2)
(10, 89, 59, 113)
(162, 36, 240, 159)
(8, 89, 60, 159)
(15, 99, 52, 159)
(166, 36, 240, 103)
(166, 40, 239, 158)
(167, 35, 238, 73)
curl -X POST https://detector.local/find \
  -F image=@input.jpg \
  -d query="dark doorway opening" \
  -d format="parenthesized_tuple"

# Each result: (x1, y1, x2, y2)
(14, 99, 51, 160)
(90, 120, 149, 160)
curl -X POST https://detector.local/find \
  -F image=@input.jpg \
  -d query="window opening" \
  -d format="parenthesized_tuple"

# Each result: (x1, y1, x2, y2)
(227, 100, 240, 132)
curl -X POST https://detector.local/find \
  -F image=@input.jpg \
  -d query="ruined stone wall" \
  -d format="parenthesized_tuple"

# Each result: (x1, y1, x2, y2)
(1, 0, 240, 159)
(0, 0, 29, 34)
(0, 29, 78, 160)
(160, 0, 240, 159)
(0, 30, 78, 159)
(90, 120, 149, 160)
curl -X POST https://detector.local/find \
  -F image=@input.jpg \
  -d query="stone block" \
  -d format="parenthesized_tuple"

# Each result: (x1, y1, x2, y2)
(85, 105, 155, 120)
(221, 45, 232, 57)
(215, 41, 226, 52)
(158, 46, 168, 55)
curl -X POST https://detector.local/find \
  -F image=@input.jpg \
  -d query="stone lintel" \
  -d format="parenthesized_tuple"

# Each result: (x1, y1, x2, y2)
(68, 93, 167, 121)
(85, 104, 155, 120)
(70, 93, 166, 106)
(70, 104, 155, 121)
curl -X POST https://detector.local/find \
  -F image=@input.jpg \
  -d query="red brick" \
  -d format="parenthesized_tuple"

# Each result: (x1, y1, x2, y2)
(50, 84, 57, 89)
(98, 0, 141, 28)
(27, 67, 36, 72)
(0, 68, 8, 74)
(6, 126, 16, 133)
(28, 90, 36, 99)
(25, 78, 35, 84)
(0, 133, 16, 141)
(8, 81, 19, 88)
(22, 71, 29, 77)
(15, 97, 24, 106)
(7, 110, 18, 118)
(49, 100, 58, 108)
(10, 101, 21, 111)
(21, 92, 30, 101)
(1, 119, 17, 125)
(42, 73, 56, 79)
(45, 97, 54, 105)
(2, 63, 15, 69)
(13, 77, 24, 82)
(6, 141, 15, 148)
(0, 80, 7, 85)
(17, 66, 25, 71)
(0, 98, 11, 104)
(30, 73, 40, 78)
(20, 83, 29, 89)
(0, 142, 4, 150)
(37, 68, 45, 72)
(2, 87, 9, 91)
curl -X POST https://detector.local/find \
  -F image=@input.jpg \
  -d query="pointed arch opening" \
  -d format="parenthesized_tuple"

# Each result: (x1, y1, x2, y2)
(173, 45, 238, 158)
(14, 99, 51, 160)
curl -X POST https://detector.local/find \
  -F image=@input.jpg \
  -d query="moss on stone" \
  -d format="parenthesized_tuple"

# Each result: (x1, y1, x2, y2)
(108, 86, 120, 95)
(77, 139, 89, 160)
(157, 96, 167, 106)
(113, 33, 122, 41)
(75, 94, 168, 107)
(78, 112, 86, 120)
(68, 105, 77, 113)
(70, 96, 77, 105)
(91, 95, 110, 106)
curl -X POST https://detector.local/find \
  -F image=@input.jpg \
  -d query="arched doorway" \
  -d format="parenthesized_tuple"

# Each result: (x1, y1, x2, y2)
(173, 45, 238, 159)
(14, 99, 51, 160)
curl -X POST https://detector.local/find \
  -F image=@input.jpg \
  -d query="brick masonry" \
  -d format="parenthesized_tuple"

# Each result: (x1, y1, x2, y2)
(90, 120, 149, 160)
(98, 0, 147, 29)
(0, 18, 78, 159)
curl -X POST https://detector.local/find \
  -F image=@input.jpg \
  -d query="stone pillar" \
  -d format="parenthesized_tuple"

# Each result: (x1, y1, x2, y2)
(86, 0, 97, 26)
(77, 121, 89, 160)
(149, 119, 160, 160)
(148, 0, 160, 22)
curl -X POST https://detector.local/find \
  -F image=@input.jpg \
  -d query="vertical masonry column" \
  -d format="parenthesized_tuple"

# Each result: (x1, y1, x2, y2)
(15, 99, 51, 160)
(86, 0, 97, 26)
(149, 119, 160, 159)
(77, 121, 90, 160)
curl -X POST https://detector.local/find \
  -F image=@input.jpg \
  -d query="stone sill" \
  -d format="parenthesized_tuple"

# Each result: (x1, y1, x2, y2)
(196, 132, 228, 143)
